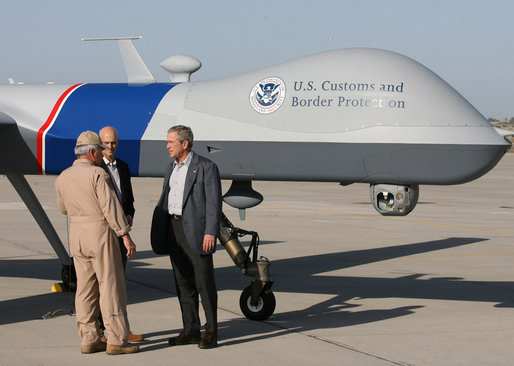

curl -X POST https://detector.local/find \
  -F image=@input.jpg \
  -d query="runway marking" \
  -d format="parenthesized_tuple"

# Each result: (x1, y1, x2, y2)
(260, 204, 514, 233)
(405, 253, 514, 258)
(329, 253, 514, 262)
(0, 202, 30, 211)
(0, 260, 56, 265)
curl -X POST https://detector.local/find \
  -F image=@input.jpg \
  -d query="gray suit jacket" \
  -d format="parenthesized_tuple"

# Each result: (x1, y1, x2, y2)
(152, 152, 222, 255)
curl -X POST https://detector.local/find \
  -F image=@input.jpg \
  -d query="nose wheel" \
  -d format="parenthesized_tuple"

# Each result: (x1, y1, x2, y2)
(239, 284, 276, 321)
(219, 212, 276, 321)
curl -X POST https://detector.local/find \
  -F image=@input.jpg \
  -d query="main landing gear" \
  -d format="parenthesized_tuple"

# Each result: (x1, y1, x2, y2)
(219, 213, 275, 321)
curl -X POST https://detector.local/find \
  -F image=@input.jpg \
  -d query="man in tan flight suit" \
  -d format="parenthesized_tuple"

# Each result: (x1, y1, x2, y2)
(55, 131, 139, 355)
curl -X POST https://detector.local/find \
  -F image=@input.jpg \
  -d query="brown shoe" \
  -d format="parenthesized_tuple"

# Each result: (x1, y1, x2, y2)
(168, 331, 201, 346)
(106, 343, 140, 355)
(128, 332, 144, 342)
(81, 340, 107, 354)
(198, 331, 217, 349)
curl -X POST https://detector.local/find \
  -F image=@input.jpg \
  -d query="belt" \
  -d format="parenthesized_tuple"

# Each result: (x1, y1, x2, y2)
(170, 214, 182, 220)
(69, 215, 105, 223)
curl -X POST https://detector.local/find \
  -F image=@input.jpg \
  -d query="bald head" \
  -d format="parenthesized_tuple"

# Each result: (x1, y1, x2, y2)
(99, 126, 119, 162)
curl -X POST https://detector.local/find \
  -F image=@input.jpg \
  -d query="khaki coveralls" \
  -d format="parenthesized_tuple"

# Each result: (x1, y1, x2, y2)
(55, 159, 131, 346)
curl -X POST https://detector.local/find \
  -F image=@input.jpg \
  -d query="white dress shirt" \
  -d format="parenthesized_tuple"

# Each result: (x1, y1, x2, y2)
(168, 152, 192, 216)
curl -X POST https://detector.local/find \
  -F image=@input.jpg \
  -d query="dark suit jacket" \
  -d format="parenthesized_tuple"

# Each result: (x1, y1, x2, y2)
(151, 152, 222, 255)
(101, 158, 135, 218)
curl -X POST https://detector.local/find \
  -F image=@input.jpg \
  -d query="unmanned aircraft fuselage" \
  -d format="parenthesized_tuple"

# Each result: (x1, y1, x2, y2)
(0, 46, 510, 216)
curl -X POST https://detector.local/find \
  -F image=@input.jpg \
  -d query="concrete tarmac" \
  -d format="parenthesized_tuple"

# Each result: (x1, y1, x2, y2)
(1, 154, 514, 365)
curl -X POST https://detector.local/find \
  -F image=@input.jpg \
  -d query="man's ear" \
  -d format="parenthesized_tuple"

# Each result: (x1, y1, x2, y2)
(87, 148, 97, 160)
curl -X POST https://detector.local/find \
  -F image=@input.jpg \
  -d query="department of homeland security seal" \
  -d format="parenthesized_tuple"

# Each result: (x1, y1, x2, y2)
(249, 77, 286, 114)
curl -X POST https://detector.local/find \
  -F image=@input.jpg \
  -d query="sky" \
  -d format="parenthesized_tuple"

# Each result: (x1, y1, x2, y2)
(0, 0, 512, 119)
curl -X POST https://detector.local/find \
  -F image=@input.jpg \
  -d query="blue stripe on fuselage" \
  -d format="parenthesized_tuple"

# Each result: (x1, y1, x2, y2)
(45, 83, 177, 175)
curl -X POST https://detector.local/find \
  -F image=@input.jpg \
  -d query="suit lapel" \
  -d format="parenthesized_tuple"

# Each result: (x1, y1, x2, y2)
(164, 162, 174, 194)
(182, 153, 199, 207)
(160, 162, 174, 209)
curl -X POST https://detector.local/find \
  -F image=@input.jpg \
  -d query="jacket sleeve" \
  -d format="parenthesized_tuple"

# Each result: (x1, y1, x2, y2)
(203, 161, 222, 237)
(121, 160, 136, 218)
(55, 178, 67, 215)
(96, 170, 131, 237)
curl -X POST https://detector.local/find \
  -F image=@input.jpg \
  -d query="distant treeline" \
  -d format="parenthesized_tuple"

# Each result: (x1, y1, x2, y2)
(489, 117, 514, 125)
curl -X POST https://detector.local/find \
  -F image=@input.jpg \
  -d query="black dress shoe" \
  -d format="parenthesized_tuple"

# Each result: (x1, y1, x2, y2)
(198, 331, 217, 349)
(168, 331, 201, 346)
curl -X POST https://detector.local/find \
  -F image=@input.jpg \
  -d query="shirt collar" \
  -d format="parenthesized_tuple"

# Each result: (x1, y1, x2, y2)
(173, 151, 193, 168)
(103, 156, 116, 166)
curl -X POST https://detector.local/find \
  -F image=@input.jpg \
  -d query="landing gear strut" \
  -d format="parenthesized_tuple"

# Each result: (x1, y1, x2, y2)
(219, 213, 275, 321)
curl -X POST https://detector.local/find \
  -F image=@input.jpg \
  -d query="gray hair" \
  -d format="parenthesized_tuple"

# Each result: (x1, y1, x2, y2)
(168, 125, 193, 149)
(74, 144, 100, 157)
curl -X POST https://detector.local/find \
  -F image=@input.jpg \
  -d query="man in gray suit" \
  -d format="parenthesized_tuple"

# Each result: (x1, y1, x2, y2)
(154, 125, 222, 349)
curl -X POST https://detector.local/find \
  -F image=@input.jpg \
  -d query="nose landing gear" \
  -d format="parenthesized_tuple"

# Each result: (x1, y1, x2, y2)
(219, 213, 276, 321)
(239, 281, 276, 321)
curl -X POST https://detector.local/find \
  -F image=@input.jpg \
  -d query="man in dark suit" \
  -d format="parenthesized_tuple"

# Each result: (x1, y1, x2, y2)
(153, 125, 222, 349)
(99, 126, 143, 343)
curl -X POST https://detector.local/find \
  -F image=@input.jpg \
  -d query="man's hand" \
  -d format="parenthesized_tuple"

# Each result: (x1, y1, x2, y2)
(202, 234, 216, 253)
(121, 234, 136, 259)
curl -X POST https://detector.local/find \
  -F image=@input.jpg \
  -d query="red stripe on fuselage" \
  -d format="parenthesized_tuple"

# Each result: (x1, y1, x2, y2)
(36, 83, 84, 174)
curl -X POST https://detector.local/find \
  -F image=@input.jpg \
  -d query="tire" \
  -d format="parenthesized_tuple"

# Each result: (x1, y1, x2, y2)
(239, 285, 276, 321)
